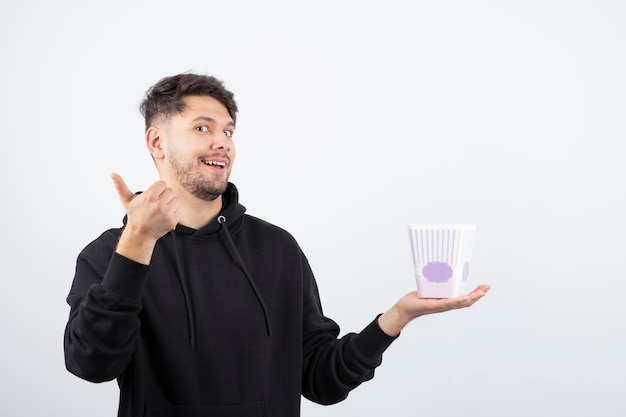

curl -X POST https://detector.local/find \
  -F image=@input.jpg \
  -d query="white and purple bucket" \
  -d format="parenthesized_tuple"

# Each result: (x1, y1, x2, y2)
(408, 224, 476, 298)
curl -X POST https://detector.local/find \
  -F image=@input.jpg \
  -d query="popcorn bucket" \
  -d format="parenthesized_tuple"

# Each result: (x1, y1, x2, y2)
(408, 224, 476, 298)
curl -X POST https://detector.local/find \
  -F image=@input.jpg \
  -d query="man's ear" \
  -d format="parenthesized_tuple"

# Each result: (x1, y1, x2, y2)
(146, 126, 165, 159)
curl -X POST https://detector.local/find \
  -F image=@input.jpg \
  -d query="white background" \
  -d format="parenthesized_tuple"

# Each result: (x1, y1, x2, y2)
(1, 0, 625, 416)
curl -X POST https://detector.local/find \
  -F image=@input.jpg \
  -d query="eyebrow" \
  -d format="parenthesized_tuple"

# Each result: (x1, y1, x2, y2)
(191, 116, 235, 128)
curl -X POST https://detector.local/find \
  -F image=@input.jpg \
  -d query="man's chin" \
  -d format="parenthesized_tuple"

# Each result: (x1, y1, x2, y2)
(191, 182, 228, 202)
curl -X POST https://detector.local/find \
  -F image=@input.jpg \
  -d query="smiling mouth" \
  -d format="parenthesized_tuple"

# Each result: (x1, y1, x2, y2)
(201, 159, 227, 169)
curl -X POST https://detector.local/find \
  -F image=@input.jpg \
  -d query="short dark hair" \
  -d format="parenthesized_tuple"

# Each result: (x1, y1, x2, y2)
(139, 73, 238, 130)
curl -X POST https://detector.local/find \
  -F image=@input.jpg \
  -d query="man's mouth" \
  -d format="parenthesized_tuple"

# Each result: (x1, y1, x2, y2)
(201, 159, 227, 169)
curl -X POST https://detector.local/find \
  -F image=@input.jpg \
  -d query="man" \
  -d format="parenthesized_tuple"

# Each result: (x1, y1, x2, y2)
(64, 73, 489, 417)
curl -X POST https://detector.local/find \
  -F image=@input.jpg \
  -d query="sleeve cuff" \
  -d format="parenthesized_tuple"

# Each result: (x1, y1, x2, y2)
(352, 314, 399, 360)
(101, 252, 151, 301)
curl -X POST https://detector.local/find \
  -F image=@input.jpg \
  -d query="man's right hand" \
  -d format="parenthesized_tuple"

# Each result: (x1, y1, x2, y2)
(111, 173, 180, 264)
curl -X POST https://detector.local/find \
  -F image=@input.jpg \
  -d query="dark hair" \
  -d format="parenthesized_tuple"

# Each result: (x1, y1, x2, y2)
(139, 73, 238, 130)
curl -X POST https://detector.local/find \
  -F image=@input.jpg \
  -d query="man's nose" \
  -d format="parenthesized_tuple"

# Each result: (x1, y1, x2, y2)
(211, 132, 231, 151)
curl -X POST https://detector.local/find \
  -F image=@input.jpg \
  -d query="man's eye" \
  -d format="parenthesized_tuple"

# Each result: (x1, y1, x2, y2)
(196, 125, 209, 132)
(224, 130, 233, 138)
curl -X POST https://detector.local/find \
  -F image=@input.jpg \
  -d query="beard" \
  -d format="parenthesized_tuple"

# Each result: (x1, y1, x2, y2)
(166, 146, 230, 202)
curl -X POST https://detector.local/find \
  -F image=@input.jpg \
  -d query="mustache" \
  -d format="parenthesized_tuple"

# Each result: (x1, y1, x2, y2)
(200, 152, 230, 161)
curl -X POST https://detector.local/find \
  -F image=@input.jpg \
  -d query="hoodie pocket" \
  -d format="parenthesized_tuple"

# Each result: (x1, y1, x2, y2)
(144, 400, 270, 417)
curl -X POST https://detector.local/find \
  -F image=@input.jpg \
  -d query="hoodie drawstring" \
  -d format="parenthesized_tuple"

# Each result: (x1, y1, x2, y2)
(218, 215, 272, 336)
(169, 218, 272, 347)
(170, 230, 197, 349)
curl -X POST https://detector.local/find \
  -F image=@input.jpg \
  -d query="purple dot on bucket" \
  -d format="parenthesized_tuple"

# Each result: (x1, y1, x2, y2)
(422, 262, 453, 283)
(462, 261, 470, 281)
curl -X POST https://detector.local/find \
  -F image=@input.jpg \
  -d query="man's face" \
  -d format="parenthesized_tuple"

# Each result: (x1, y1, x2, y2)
(157, 95, 236, 201)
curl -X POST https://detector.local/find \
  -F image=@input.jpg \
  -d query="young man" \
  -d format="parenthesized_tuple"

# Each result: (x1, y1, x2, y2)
(64, 73, 489, 417)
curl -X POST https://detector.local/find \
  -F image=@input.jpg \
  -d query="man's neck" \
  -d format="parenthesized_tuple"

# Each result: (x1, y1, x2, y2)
(176, 192, 223, 230)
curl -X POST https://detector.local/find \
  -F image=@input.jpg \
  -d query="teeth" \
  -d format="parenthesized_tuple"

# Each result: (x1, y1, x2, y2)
(203, 160, 226, 167)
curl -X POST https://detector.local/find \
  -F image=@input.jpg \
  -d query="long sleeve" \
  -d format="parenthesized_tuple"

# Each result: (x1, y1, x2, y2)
(300, 255, 398, 405)
(64, 230, 150, 383)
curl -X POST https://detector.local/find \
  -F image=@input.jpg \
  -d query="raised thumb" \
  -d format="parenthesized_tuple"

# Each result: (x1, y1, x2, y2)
(111, 173, 135, 206)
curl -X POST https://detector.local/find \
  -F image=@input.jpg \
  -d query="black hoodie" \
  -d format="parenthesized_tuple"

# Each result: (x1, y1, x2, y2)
(64, 183, 397, 417)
